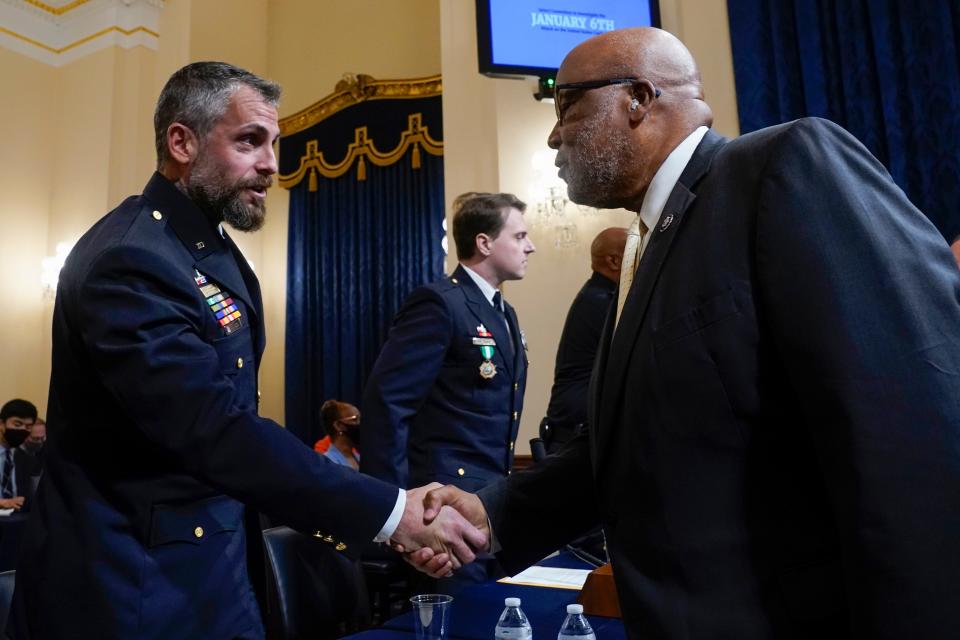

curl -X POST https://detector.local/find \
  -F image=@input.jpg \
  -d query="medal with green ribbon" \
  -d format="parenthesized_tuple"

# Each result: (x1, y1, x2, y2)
(474, 324, 497, 379)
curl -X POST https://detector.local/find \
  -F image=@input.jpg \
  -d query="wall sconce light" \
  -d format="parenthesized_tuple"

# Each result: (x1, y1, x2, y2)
(529, 150, 569, 219)
(41, 242, 74, 299)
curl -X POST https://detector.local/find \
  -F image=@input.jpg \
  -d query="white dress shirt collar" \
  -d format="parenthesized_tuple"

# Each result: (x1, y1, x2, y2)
(460, 264, 501, 309)
(638, 126, 709, 233)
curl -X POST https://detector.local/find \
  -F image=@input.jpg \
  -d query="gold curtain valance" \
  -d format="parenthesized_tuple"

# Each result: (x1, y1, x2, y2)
(278, 74, 443, 188)
(279, 113, 443, 189)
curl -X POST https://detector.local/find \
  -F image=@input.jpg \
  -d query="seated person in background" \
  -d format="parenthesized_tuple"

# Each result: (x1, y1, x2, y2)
(23, 418, 46, 470)
(318, 400, 361, 470)
(0, 399, 41, 511)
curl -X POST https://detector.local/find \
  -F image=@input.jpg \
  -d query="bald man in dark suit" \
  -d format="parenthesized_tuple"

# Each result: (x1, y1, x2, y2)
(413, 27, 960, 640)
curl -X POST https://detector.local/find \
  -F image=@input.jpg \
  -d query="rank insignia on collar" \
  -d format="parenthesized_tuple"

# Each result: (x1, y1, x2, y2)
(195, 269, 244, 336)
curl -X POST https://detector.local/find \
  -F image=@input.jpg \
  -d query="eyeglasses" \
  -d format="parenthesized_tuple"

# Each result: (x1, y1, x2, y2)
(553, 77, 661, 125)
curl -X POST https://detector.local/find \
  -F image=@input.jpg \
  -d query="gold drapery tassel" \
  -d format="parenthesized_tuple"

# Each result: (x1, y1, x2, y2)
(411, 143, 421, 169)
(308, 167, 318, 192)
(357, 155, 367, 181)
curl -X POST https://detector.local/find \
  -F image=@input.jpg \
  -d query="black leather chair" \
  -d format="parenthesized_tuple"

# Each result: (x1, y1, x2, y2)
(0, 570, 15, 635)
(529, 437, 547, 463)
(262, 526, 370, 640)
(359, 554, 410, 625)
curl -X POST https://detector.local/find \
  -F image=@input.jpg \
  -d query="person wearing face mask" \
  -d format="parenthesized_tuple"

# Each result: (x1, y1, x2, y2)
(21, 418, 46, 478)
(0, 399, 41, 511)
(320, 400, 361, 470)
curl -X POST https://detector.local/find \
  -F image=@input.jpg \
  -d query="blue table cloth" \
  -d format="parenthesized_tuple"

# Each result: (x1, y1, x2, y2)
(374, 553, 625, 640)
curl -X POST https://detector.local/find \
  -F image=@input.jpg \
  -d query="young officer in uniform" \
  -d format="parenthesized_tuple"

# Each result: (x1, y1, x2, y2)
(361, 192, 535, 590)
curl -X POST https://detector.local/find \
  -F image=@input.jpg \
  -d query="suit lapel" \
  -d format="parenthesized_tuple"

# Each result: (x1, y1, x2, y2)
(455, 265, 515, 377)
(593, 131, 727, 466)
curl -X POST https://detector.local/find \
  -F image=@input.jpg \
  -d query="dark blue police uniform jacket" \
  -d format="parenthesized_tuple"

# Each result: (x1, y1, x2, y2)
(361, 264, 527, 492)
(10, 174, 398, 640)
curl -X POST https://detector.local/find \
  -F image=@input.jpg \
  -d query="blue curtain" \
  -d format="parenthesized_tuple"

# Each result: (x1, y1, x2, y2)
(727, 1, 960, 240)
(281, 94, 445, 445)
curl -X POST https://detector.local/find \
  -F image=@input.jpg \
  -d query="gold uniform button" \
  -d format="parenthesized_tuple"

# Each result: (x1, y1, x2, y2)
(335, 542, 347, 551)
(194, 526, 204, 538)
(510, 441, 514, 451)
(451, 277, 458, 284)
(512, 411, 518, 420)
(513, 383, 518, 391)
(457, 468, 465, 477)
(152, 210, 162, 221)
(236, 357, 244, 369)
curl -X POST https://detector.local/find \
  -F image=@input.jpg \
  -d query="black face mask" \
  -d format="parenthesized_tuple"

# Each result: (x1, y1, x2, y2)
(4, 428, 30, 448)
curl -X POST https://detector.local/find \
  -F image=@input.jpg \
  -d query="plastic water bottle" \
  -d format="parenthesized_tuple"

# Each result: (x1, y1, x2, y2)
(495, 597, 533, 639)
(557, 604, 595, 640)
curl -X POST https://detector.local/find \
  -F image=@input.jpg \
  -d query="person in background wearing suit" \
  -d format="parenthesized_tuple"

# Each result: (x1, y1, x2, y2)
(541, 227, 626, 453)
(319, 400, 361, 470)
(361, 191, 535, 592)
(411, 27, 960, 639)
(0, 399, 40, 512)
(22, 418, 45, 458)
(10, 61, 484, 640)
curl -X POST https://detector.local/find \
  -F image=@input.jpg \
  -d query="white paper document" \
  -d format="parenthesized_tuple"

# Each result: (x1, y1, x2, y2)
(497, 566, 591, 590)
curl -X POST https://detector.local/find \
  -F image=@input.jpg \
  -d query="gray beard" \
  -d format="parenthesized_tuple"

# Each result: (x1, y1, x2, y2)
(566, 119, 634, 207)
(563, 91, 637, 208)
(187, 180, 265, 233)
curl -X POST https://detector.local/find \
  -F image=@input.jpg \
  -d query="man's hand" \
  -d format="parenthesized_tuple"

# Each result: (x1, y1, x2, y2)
(399, 484, 492, 579)
(422, 485, 489, 535)
(390, 483, 487, 570)
(0, 497, 25, 510)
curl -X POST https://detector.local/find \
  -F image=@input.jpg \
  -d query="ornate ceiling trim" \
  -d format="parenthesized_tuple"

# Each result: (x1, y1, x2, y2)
(279, 73, 443, 137)
(0, 0, 162, 67)
(22, 0, 93, 16)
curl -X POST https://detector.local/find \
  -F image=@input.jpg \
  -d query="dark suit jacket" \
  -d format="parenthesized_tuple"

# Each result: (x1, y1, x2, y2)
(361, 264, 527, 492)
(544, 271, 616, 444)
(0, 448, 39, 511)
(13, 449, 38, 511)
(480, 119, 960, 639)
(11, 174, 399, 640)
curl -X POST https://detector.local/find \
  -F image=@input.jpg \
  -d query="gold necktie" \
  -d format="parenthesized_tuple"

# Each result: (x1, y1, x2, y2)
(614, 216, 647, 329)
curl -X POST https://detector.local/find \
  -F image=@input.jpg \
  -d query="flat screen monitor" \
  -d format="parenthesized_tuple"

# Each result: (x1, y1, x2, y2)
(477, 0, 661, 78)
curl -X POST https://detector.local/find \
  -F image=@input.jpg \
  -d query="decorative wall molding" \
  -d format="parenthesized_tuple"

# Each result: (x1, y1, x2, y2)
(279, 73, 443, 137)
(0, 0, 162, 66)
(280, 112, 443, 188)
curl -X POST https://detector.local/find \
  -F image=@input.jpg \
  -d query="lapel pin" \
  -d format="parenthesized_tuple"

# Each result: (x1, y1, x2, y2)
(195, 241, 205, 250)
(660, 213, 674, 232)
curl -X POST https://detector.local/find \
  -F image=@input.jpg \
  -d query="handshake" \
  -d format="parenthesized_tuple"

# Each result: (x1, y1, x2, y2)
(389, 483, 490, 578)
